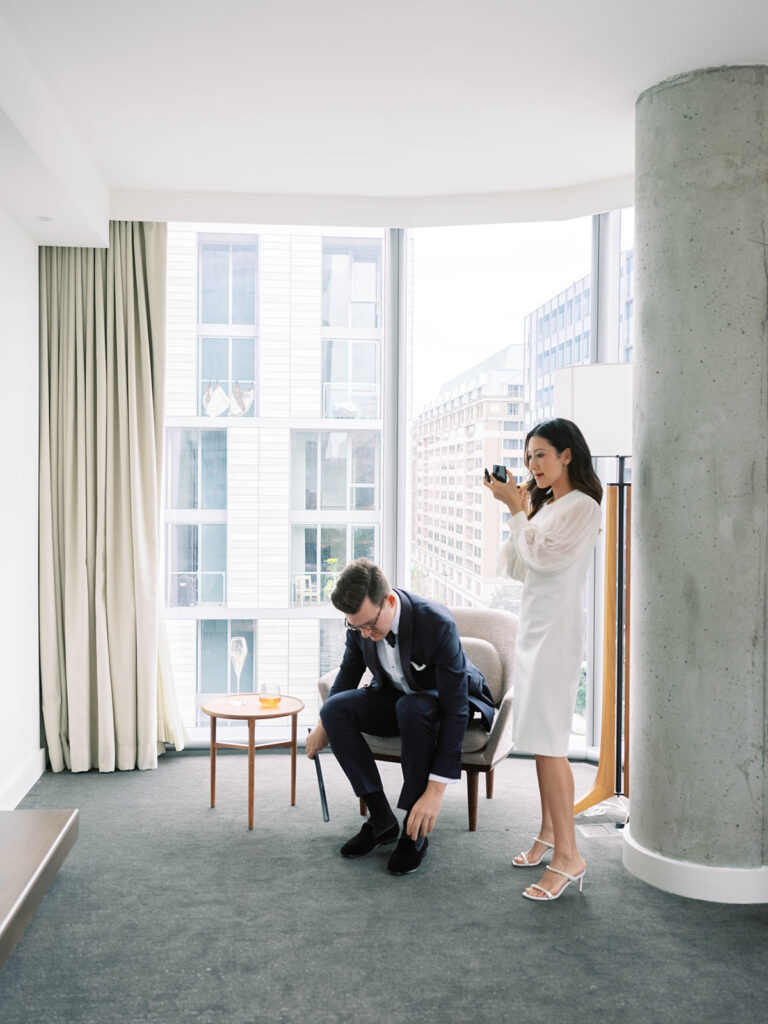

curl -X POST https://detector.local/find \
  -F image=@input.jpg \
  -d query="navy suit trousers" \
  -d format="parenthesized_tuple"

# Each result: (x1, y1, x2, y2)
(320, 685, 462, 812)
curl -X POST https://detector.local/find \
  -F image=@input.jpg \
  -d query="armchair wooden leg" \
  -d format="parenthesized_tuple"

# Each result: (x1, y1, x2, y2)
(359, 797, 367, 817)
(485, 768, 495, 800)
(466, 769, 479, 832)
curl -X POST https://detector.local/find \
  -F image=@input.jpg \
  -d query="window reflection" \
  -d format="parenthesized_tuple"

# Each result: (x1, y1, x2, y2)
(197, 619, 256, 725)
(291, 431, 380, 512)
(322, 239, 382, 328)
(166, 429, 198, 509)
(620, 208, 635, 363)
(166, 523, 226, 607)
(290, 524, 379, 606)
(200, 239, 257, 325)
(199, 337, 257, 417)
(322, 339, 379, 418)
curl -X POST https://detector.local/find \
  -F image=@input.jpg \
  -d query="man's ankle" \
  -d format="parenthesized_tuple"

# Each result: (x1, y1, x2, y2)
(363, 790, 397, 834)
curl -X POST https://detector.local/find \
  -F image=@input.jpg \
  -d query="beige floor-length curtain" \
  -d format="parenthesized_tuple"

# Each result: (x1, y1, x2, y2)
(39, 221, 183, 772)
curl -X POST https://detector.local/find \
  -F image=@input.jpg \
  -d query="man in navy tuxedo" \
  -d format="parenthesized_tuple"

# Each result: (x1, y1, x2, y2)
(306, 559, 495, 874)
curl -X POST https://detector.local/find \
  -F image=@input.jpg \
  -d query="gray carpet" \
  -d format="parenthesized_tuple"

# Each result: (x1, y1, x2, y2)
(2, 752, 766, 1024)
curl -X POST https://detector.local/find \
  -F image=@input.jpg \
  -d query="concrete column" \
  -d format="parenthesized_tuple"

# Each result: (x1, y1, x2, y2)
(627, 65, 768, 903)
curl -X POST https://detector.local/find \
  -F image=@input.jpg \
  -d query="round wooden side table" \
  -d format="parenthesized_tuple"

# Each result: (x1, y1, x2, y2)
(201, 694, 305, 829)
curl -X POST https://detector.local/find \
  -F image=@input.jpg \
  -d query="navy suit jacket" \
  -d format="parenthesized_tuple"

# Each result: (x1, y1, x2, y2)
(328, 589, 496, 780)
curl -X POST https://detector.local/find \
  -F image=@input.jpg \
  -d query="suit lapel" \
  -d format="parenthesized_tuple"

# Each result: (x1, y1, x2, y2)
(395, 588, 416, 689)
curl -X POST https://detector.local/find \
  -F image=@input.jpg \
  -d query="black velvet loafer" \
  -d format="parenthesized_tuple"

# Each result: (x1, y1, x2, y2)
(340, 820, 399, 858)
(387, 834, 429, 875)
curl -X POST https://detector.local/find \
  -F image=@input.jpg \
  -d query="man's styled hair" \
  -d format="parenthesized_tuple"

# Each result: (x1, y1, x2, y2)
(330, 558, 391, 616)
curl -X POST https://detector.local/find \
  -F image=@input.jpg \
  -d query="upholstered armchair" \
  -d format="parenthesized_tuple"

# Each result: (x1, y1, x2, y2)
(317, 606, 517, 831)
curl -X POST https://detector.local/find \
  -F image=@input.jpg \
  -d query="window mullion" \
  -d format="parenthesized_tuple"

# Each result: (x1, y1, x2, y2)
(228, 244, 234, 329)
(382, 228, 406, 586)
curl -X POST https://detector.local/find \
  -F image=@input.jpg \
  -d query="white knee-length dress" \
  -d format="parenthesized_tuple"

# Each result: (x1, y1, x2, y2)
(496, 489, 601, 757)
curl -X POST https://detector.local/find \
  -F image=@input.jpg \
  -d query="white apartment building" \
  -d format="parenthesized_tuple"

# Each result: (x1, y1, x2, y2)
(164, 225, 387, 730)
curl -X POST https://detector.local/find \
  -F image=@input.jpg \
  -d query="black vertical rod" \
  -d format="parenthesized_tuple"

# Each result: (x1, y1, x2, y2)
(615, 456, 626, 794)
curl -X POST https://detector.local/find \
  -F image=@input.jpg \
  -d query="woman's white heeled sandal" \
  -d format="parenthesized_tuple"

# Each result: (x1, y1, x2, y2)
(512, 837, 554, 868)
(522, 866, 586, 901)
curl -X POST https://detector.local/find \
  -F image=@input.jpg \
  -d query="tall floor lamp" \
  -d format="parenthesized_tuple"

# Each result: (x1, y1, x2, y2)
(554, 364, 633, 815)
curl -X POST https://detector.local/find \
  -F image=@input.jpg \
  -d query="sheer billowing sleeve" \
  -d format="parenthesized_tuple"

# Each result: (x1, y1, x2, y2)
(495, 515, 530, 582)
(497, 493, 601, 578)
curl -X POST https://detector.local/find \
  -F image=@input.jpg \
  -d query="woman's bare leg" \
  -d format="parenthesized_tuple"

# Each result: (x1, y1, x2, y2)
(523, 755, 585, 897)
(514, 758, 555, 864)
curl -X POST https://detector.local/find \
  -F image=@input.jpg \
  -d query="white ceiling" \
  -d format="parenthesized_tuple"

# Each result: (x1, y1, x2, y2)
(1, 0, 767, 243)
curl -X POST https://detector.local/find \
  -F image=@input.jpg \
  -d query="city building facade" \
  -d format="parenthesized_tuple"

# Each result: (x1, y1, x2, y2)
(524, 249, 634, 424)
(164, 225, 387, 730)
(408, 345, 526, 610)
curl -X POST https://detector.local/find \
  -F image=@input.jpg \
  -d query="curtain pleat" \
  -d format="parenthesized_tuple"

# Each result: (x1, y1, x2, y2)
(39, 221, 184, 772)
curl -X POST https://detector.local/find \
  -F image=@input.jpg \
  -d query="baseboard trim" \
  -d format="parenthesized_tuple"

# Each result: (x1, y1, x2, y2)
(0, 749, 46, 810)
(623, 825, 768, 904)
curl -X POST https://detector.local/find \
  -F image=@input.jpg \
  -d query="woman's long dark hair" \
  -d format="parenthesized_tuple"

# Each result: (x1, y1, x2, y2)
(524, 418, 603, 518)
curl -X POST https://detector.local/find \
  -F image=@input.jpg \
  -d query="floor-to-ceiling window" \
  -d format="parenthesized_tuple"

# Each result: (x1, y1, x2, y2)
(404, 219, 594, 746)
(162, 212, 631, 749)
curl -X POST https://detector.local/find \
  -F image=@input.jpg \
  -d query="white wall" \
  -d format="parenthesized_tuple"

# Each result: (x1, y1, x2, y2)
(0, 208, 44, 807)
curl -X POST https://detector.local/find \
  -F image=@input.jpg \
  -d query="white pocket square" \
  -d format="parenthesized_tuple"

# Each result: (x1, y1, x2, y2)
(410, 662, 427, 672)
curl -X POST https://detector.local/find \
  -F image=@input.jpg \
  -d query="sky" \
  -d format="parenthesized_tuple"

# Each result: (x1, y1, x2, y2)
(409, 216, 623, 411)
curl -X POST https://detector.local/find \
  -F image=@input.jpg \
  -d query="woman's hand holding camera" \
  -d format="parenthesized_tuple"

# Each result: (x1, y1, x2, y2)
(483, 466, 527, 516)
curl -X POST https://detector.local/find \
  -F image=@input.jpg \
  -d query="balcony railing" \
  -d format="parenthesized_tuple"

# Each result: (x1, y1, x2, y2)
(168, 571, 226, 606)
(291, 571, 341, 606)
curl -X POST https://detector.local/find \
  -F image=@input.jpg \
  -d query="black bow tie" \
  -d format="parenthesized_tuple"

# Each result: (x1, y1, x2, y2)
(384, 631, 397, 648)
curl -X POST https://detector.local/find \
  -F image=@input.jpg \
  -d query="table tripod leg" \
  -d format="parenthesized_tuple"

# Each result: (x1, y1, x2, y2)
(210, 718, 217, 808)
(248, 718, 255, 830)
(290, 713, 297, 805)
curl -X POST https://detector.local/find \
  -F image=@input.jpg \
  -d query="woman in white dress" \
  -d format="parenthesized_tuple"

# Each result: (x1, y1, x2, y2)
(485, 418, 602, 902)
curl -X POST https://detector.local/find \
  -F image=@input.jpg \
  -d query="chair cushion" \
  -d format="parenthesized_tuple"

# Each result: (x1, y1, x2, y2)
(363, 719, 490, 756)
(460, 636, 504, 704)
(362, 734, 402, 755)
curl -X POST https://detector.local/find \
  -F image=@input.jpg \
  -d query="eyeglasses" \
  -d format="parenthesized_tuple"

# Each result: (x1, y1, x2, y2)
(345, 600, 386, 634)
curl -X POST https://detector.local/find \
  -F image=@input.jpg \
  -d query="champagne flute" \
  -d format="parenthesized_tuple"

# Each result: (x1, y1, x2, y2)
(229, 636, 247, 695)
